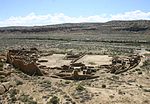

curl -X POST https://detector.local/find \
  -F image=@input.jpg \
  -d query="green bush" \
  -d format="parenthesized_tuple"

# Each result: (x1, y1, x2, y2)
(65, 81, 71, 84)
(9, 89, 18, 98)
(19, 94, 37, 104)
(47, 96, 60, 104)
(102, 84, 106, 88)
(76, 84, 85, 91)
(0, 68, 3, 71)
(40, 80, 51, 85)
(143, 59, 150, 66)
(15, 79, 23, 85)
(39, 80, 51, 88)
(0, 62, 3, 68)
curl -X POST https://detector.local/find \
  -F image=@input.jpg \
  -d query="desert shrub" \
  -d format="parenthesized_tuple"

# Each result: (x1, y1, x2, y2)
(143, 88, 150, 92)
(9, 89, 18, 97)
(76, 84, 85, 91)
(141, 59, 150, 71)
(39, 80, 51, 88)
(138, 71, 142, 74)
(102, 84, 106, 88)
(65, 81, 71, 84)
(142, 59, 150, 66)
(40, 80, 51, 85)
(19, 94, 37, 104)
(0, 76, 7, 82)
(0, 62, 3, 68)
(47, 96, 60, 104)
(135, 68, 141, 71)
(19, 94, 29, 102)
(15, 79, 23, 85)
(8, 89, 19, 103)
(44, 80, 51, 85)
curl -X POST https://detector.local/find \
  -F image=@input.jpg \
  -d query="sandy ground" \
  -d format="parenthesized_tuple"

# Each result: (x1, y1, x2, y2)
(38, 54, 72, 67)
(39, 54, 112, 68)
(77, 55, 112, 66)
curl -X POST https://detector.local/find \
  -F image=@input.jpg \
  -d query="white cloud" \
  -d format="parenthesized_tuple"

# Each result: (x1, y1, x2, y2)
(111, 10, 150, 20)
(0, 10, 150, 27)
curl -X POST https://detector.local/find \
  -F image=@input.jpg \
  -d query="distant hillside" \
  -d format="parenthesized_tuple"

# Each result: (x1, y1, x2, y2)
(0, 20, 150, 34)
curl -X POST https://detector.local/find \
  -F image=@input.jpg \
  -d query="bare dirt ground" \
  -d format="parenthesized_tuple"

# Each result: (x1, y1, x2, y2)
(38, 54, 72, 67)
(39, 54, 112, 68)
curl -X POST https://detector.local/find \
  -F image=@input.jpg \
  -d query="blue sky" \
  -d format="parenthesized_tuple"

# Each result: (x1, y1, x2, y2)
(0, 0, 150, 26)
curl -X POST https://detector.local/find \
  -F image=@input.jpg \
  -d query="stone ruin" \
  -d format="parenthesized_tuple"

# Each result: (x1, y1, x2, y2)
(3, 48, 142, 79)
(5, 48, 95, 79)
(51, 62, 99, 80)
(51, 51, 97, 80)
(64, 51, 86, 63)
(60, 62, 94, 73)
(6, 48, 43, 76)
(101, 54, 141, 74)
(51, 69, 99, 80)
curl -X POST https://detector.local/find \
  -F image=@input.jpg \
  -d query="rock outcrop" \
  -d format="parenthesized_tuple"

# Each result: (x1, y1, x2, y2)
(0, 81, 16, 95)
